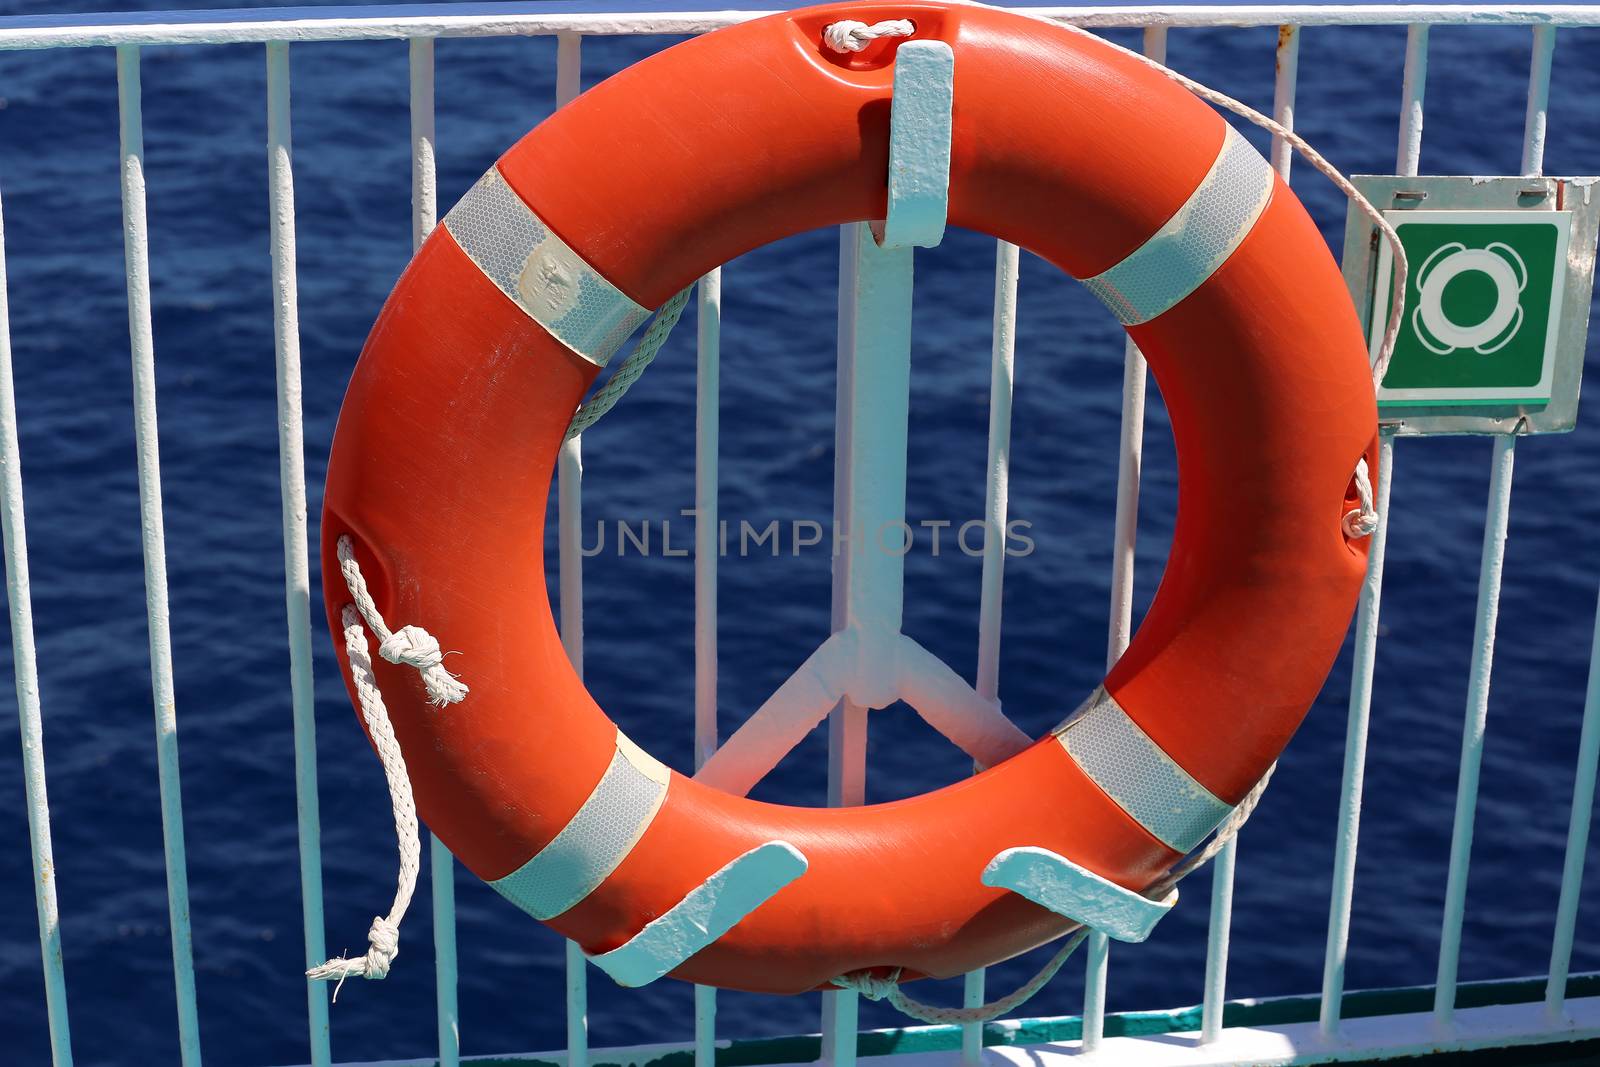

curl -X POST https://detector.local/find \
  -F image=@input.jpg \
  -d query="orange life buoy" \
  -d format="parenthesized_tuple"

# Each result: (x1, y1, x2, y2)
(322, 0, 1377, 994)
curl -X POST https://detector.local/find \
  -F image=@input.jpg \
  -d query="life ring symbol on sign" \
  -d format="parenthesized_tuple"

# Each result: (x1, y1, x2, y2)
(1413, 240, 1528, 356)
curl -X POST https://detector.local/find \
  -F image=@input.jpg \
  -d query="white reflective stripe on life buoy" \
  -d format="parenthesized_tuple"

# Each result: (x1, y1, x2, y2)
(1083, 127, 1275, 326)
(490, 731, 670, 919)
(442, 167, 651, 366)
(1054, 688, 1233, 854)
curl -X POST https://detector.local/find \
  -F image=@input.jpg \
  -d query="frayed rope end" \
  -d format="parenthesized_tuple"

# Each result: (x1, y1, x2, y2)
(307, 916, 400, 992)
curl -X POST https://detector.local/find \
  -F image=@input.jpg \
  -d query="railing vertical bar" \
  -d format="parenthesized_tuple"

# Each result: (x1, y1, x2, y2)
(430, 841, 458, 1067)
(1199, 839, 1236, 1043)
(1083, 22, 1167, 1053)
(821, 222, 869, 1067)
(1434, 26, 1550, 1022)
(961, 237, 1021, 1063)
(694, 270, 722, 775)
(410, 38, 438, 250)
(1269, 24, 1300, 176)
(1198, 26, 1300, 1044)
(265, 35, 331, 1067)
(1546, 584, 1600, 1018)
(1520, 25, 1555, 177)
(1433, 432, 1516, 1023)
(1103, 17, 1165, 705)
(1319, 23, 1425, 1037)
(693, 265, 722, 1067)
(407, 35, 460, 1067)
(960, 963, 985, 1058)
(1395, 24, 1430, 176)
(119, 43, 202, 1067)
(0, 153, 75, 1067)
(1317, 434, 1395, 1036)
(553, 31, 590, 1067)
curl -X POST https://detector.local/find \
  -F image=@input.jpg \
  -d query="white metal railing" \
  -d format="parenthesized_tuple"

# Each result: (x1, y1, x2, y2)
(2, 4, 1599, 1067)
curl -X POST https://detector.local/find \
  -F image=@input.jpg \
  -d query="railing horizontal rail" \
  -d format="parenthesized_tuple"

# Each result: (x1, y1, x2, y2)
(2, 2, 1599, 51)
(271, 973, 1600, 1067)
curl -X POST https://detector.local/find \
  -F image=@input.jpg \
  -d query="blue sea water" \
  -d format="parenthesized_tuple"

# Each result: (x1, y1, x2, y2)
(1, 2, 1599, 1064)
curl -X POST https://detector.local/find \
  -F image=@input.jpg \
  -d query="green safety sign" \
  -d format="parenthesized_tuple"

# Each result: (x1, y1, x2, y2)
(1370, 209, 1572, 408)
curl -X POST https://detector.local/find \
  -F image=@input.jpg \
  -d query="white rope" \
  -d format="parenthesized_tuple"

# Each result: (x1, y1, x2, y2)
(1041, 21, 1408, 391)
(566, 286, 694, 441)
(1151, 762, 1275, 895)
(840, 930, 1090, 1025)
(337, 535, 467, 705)
(1038, 20, 1401, 542)
(822, 19, 915, 53)
(307, 538, 468, 992)
(1344, 457, 1380, 539)
(834, 765, 1276, 1024)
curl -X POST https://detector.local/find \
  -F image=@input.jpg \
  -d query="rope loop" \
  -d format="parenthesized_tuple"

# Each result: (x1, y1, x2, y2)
(1343, 456, 1380, 539)
(822, 19, 915, 53)
(308, 542, 462, 991)
(834, 930, 1089, 1024)
(566, 285, 694, 441)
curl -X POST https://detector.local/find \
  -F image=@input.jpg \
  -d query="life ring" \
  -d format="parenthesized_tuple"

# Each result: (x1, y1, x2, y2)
(322, 0, 1377, 994)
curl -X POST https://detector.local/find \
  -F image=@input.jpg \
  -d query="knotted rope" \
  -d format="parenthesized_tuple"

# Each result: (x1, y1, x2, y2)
(1345, 457, 1381, 538)
(307, 536, 468, 995)
(822, 19, 916, 53)
(337, 536, 466, 705)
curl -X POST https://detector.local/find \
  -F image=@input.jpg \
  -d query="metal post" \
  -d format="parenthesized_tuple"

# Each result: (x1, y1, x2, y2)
(1319, 22, 1426, 1036)
(1520, 25, 1555, 178)
(1198, 27, 1301, 1045)
(1434, 434, 1516, 1023)
(405, 35, 461, 1067)
(1084, 22, 1168, 1053)
(693, 266, 722, 1067)
(961, 237, 1020, 1062)
(265, 35, 331, 1067)
(1200, 839, 1236, 1044)
(1395, 24, 1430, 177)
(552, 31, 590, 1067)
(0, 151, 75, 1067)
(1269, 25, 1301, 177)
(1435, 25, 1550, 1023)
(821, 221, 894, 1067)
(1318, 435, 1396, 1037)
(120, 43, 202, 1067)
(1546, 584, 1600, 1018)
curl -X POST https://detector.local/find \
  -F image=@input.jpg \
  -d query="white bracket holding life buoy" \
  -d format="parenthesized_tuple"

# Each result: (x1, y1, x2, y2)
(876, 39, 954, 250)
(693, 36, 1033, 799)
(585, 841, 808, 987)
(982, 846, 1178, 944)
